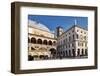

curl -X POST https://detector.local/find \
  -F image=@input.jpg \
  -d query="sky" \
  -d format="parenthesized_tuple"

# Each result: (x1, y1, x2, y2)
(28, 15, 88, 32)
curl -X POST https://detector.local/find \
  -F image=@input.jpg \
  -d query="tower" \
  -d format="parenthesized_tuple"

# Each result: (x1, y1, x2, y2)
(56, 26, 64, 37)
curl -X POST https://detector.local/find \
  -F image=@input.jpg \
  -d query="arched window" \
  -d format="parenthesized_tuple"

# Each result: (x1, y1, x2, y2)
(49, 48, 56, 54)
(28, 37, 30, 43)
(76, 34, 79, 39)
(43, 40, 47, 45)
(48, 40, 52, 45)
(31, 37, 36, 44)
(73, 35, 74, 40)
(82, 49, 84, 55)
(37, 39, 42, 44)
(53, 41, 56, 45)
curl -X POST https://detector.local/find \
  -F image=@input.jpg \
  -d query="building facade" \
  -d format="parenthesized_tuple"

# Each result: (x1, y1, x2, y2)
(28, 20, 57, 61)
(57, 25, 88, 58)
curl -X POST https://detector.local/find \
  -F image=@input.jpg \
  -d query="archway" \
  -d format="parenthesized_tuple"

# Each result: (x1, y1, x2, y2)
(72, 49, 75, 57)
(48, 40, 52, 45)
(81, 49, 84, 56)
(69, 50, 71, 56)
(49, 48, 56, 54)
(31, 37, 36, 44)
(37, 39, 42, 44)
(28, 55, 33, 61)
(77, 49, 80, 56)
(66, 50, 68, 57)
(43, 40, 47, 45)
(53, 41, 56, 45)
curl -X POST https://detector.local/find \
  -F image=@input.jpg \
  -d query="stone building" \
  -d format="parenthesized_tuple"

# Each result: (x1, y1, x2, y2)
(28, 19, 57, 60)
(57, 25, 88, 58)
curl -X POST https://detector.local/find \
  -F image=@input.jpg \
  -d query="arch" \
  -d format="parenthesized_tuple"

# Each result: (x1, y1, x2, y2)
(53, 41, 56, 45)
(37, 39, 42, 44)
(48, 40, 52, 45)
(28, 37, 31, 43)
(77, 49, 80, 56)
(85, 49, 88, 56)
(39, 55, 44, 59)
(31, 37, 36, 44)
(69, 50, 71, 56)
(76, 34, 79, 39)
(63, 51, 65, 57)
(66, 50, 68, 56)
(81, 49, 84, 56)
(43, 40, 47, 45)
(72, 49, 75, 57)
(49, 48, 56, 54)
(28, 55, 33, 61)
(44, 55, 49, 59)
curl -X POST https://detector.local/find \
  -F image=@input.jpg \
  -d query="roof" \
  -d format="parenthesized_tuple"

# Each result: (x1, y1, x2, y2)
(58, 25, 88, 37)
(28, 19, 51, 32)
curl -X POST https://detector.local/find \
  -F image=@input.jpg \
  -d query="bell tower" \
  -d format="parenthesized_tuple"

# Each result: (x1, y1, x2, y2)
(56, 26, 64, 37)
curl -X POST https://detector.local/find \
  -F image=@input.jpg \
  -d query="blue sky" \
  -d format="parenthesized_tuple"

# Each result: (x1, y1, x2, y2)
(28, 15, 88, 32)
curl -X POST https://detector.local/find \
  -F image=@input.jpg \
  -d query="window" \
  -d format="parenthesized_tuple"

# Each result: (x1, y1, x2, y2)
(81, 30, 83, 33)
(31, 37, 36, 44)
(82, 43, 84, 46)
(63, 39, 66, 44)
(77, 30, 79, 32)
(37, 39, 42, 44)
(77, 49, 80, 56)
(66, 38, 67, 42)
(43, 40, 47, 45)
(85, 43, 87, 47)
(76, 34, 79, 39)
(73, 35, 74, 40)
(82, 49, 84, 55)
(72, 43, 74, 47)
(69, 50, 71, 56)
(85, 49, 88, 55)
(78, 42, 80, 46)
(69, 36, 71, 41)
(72, 29, 74, 32)
(84, 36, 86, 40)
(48, 40, 52, 45)
(53, 41, 56, 45)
